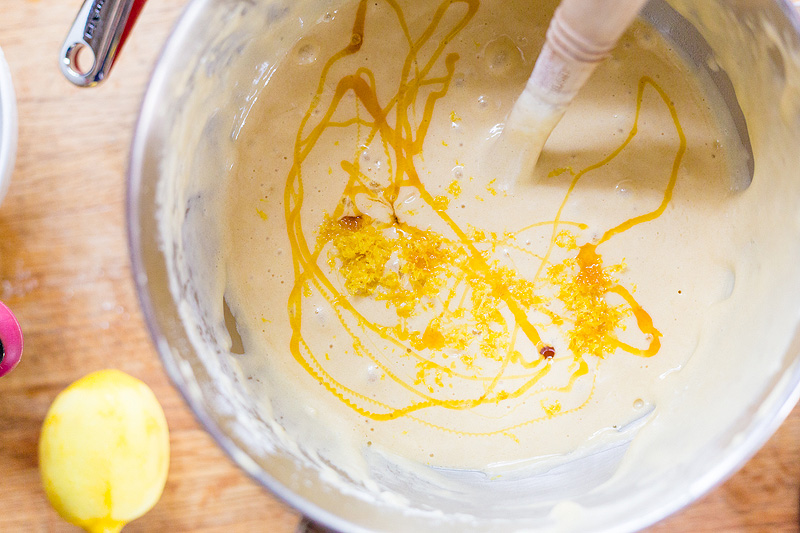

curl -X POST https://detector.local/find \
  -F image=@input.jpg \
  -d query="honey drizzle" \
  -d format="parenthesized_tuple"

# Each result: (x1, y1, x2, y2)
(278, 1, 685, 435)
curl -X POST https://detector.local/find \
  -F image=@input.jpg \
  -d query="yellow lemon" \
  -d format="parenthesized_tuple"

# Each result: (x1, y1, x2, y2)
(39, 369, 170, 533)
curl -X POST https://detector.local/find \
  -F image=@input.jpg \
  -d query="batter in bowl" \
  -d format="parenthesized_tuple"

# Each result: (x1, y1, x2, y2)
(218, 0, 745, 476)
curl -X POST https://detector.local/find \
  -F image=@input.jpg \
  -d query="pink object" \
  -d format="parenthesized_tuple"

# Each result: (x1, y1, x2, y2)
(0, 300, 22, 377)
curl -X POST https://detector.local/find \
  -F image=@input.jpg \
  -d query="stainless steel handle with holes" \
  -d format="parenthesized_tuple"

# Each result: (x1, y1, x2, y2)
(59, 0, 146, 87)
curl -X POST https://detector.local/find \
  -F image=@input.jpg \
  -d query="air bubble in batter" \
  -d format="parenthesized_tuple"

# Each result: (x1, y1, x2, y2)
(295, 41, 320, 65)
(615, 179, 633, 197)
(367, 364, 380, 382)
(482, 36, 523, 77)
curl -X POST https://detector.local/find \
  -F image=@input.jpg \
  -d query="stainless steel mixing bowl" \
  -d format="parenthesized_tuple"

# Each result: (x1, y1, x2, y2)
(128, 0, 800, 530)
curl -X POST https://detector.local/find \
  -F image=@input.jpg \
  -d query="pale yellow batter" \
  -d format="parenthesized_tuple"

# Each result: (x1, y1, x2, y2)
(218, 0, 742, 471)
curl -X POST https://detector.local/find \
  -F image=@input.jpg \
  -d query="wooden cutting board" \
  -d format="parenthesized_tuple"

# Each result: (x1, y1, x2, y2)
(0, 0, 797, 531)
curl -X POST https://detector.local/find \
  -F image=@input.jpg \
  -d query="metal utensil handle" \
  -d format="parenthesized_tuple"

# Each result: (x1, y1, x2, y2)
(59, 0, 146, 87)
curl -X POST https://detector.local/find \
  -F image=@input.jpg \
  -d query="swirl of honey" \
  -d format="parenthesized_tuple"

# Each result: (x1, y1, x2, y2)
(279, 0, 686, 438)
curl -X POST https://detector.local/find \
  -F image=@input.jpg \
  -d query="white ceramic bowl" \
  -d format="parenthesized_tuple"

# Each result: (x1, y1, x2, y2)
(0, 45, 17, 206)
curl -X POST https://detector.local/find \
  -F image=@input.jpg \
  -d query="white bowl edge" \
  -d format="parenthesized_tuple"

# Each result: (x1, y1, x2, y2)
(0, 45, 18, 207)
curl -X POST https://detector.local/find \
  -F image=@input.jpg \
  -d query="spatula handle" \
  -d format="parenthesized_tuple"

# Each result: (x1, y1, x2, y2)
(526, 0, 648, 107)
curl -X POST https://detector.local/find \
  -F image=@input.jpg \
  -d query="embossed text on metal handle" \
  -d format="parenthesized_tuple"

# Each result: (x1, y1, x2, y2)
(59, 0, 135, 87)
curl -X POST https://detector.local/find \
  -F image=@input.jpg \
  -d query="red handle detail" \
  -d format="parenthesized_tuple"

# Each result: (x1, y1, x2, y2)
(115, 0, 149, 70)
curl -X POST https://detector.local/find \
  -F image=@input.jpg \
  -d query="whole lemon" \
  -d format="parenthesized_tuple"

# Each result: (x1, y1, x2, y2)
(39, 369, 170, 533)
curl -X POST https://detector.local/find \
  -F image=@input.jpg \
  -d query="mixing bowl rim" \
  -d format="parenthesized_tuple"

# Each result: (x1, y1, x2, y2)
(126, 0, 800, 530)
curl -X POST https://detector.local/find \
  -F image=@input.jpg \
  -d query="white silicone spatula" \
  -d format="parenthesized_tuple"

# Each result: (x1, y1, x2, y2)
(495, 0, 649, 189)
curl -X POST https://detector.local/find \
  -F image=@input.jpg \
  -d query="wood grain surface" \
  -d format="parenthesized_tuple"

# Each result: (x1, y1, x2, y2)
(0, 0, 798, 531)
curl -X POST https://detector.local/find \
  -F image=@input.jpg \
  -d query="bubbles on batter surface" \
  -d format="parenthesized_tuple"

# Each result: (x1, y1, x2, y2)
(474, 94, 501, 112)
(481, 36, 524, 77)
(295, 40, 320, 65)
(367, 364, 380, 383)
(615, 179, 634, 197)
(633, 25, 657, 51)
(319, 10, 337, 23)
